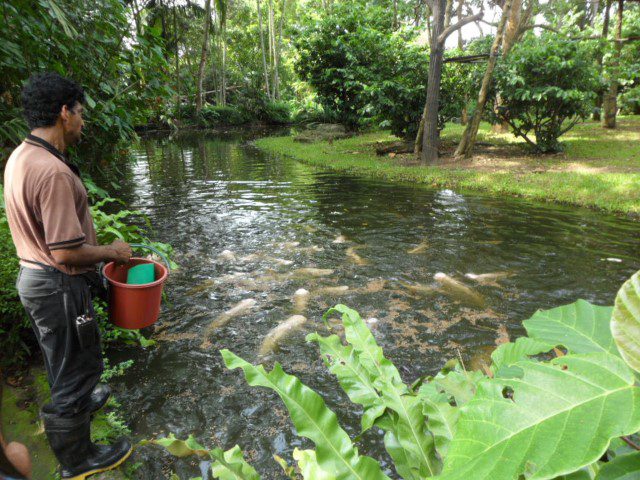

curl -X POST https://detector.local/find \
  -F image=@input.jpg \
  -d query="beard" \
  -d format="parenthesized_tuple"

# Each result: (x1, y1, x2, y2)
(65, 129, 82, 147)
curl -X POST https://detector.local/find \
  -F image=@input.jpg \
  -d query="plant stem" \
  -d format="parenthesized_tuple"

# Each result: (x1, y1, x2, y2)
(621, 436, 640, 451)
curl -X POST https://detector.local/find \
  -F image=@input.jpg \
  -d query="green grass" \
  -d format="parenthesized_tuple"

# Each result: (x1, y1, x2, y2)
(255, 116, 640, 215)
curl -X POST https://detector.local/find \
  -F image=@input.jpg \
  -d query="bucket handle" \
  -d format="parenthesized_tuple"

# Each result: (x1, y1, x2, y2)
(130, 243, 171, 272)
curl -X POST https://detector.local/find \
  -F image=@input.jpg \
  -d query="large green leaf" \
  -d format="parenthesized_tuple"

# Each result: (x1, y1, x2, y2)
(306, 332, 384, 432)
(441, 353, 640, 480)
(294, 449, 337, 480)
(324, 305, 403, 384)
(418, 383, 460, 458)
(429, 364, 485, 406)
(221, 350, 390, 480)
(307, 329, 424, 480)
(383, 429, 422, 480)
(524, 300, 617, 356)
(325, 305, 441, 477)
(595, 452, 640, 480)
(148, 433, 209, 457)
(611, 271, 640, 373)
(491, 337, 555, 377)
(148, 435, 260, 479)
(209, 445, 260, 480)
(555, 469, 596, 480)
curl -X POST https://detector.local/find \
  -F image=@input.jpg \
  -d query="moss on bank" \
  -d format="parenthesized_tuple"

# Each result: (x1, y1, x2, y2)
(255, 116, 640, 215)
(2, 368, 135, 479)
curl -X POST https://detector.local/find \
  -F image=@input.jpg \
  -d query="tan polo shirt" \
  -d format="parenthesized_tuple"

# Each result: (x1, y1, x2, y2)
(3, 141, 98, 275)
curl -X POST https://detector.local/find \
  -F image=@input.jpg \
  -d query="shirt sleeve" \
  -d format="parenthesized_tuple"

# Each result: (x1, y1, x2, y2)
(38, 172, 86, 250)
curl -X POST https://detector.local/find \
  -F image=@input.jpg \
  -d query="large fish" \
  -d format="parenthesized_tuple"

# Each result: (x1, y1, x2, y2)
(346, 246, 369, 266)
(316, 285, 350, 296)
(240, 253, 293, 266)
(407, 242, 429, 254)
(434, 273, 485, 308)
(186, 279, 216, 296)
(259, 315, 307, 357)
(297, 245, 324, 254)
(293, 288, 310, 313)
(464, 271, 513, 287)
(399, 280, 437, 296)
(204, 298, 257, 333)
(359, 279, 387, 293)
(217, 249, 236, 262)
(291, 268, 334, 278)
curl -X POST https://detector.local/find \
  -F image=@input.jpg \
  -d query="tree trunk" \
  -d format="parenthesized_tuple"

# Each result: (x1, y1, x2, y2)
(444, 0, 454, 28)
(257, 0, 271, 98)
(274, 0, 286, 100)
(221, 26, 227, 106)
(602, 0, 623, 129)
(455, 0, 513, 159)
(457, 0, 467, 124)
(502, 0, 521, 55)
(492, 0, 521, 133)
(196, 0, 213, 113)
(393, 0, 398, 29)
(173, 4, 180, 117)
(591, 0, 601, 26)
(131, 0, 142, 36)
(457, 0, 464, 49)
(268, 0, 277, 99)
(414, 101, 428, 154)
(594, 0, 612, 121)
(420, 0, 446, 164)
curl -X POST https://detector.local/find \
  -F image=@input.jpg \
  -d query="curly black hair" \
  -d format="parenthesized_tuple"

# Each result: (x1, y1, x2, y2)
(21, 72, 85, 130)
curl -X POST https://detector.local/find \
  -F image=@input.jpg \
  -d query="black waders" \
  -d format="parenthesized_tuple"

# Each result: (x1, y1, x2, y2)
(41, 409, 132, 479)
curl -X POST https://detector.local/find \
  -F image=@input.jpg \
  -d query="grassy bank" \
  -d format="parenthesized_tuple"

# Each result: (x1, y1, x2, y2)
(255, 116, 640, 215)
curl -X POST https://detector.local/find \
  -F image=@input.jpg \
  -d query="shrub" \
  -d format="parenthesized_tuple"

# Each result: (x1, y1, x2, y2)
(0, 0, 172, 154)
(294, 3, 476, 139)
(0, 186, 32, 372)
(259, 100, 291, 125)
(370, 46, 476, 140)
(294, 2, 400, 131)
(620, 85, 640, 115)
(493, 33, 600, 153)
(290, 99, 335, 124)
(200, 104, 250, 126)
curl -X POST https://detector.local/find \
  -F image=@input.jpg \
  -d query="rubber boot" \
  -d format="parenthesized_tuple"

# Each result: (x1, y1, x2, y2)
(41, 410, 132, 480)
(88, 383, 111, 414)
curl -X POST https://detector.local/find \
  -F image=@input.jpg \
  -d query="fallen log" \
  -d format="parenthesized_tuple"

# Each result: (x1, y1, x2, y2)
(375, 141, 414, 156)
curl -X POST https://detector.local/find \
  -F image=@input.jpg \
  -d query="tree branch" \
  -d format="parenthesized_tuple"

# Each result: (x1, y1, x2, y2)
(438, 11, 484, 44)
(621, 436, 640, 451)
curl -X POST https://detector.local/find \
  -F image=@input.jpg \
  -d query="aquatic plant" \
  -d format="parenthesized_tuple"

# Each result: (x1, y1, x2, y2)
(153, 271, 640, 479)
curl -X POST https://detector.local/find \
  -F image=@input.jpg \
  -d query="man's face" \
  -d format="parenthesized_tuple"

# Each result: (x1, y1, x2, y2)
(62, 102, 84, 146)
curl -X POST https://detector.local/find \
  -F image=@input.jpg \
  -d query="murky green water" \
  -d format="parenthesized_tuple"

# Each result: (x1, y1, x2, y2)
(105, 129, 640, 478)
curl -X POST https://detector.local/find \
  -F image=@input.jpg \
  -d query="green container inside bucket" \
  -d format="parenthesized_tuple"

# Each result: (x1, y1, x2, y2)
(126, 263, 156, 285)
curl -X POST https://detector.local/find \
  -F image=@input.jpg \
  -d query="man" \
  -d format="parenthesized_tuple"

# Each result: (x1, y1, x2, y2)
(3, 72, 133, 479)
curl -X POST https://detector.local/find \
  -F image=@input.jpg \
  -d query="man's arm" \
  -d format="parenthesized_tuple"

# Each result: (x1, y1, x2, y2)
(51, 239, 132, 267)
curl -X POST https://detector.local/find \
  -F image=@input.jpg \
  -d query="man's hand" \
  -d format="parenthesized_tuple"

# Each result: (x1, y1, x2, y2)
(110, 240, 132, 265)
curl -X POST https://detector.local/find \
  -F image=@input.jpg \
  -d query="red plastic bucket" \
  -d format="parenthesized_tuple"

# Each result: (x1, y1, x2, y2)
(102, 257, 168, 329)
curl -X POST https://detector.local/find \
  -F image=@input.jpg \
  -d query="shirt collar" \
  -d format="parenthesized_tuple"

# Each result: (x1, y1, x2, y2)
(25, 134, 81, 177)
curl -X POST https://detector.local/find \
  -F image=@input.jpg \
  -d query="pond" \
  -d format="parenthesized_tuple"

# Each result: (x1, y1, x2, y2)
(104, 129, 640, 479)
